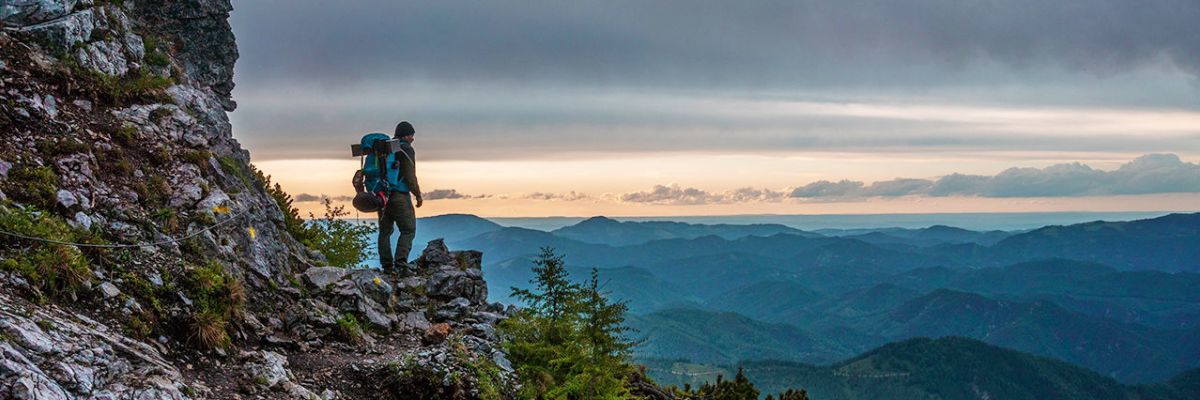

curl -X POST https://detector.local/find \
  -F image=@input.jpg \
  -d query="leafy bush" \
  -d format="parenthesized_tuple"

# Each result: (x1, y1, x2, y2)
(305, 198, 373, 268)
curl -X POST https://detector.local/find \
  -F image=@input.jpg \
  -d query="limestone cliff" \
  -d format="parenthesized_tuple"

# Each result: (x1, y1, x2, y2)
(0, 1, 513, 398)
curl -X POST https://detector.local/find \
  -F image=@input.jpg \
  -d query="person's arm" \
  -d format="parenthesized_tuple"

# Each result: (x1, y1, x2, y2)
(400, 145, 422, 205)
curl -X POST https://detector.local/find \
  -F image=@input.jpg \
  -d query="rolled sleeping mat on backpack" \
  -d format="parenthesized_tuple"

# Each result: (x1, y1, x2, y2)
(353, 191, 387, 213)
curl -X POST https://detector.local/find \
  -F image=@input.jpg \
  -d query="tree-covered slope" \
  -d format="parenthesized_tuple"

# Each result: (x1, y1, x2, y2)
(647, 337, 1200, 400)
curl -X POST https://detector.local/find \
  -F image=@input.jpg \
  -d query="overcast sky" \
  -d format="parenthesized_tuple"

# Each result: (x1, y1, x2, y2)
(228, 0, 1200, 217)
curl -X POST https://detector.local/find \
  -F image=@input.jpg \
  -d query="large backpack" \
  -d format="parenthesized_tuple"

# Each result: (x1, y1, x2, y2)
(351, 132, 409, 212)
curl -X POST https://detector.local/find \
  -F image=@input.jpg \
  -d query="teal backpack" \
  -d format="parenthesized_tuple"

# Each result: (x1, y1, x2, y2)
(351, 132, 410, 212)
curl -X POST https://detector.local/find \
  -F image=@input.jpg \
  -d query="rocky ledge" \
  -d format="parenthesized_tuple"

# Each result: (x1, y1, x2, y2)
(2, 239, 518, 399)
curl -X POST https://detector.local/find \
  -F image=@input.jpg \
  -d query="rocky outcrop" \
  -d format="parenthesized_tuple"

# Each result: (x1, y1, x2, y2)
(0, 291, 191, 399)
(0, 1, 518, 398)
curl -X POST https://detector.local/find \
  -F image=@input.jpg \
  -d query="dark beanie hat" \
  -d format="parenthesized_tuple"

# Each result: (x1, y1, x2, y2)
(395, 121, 415, 137)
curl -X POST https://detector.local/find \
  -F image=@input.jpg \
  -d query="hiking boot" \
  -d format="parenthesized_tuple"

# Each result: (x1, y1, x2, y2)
(381, 261, 397, 274)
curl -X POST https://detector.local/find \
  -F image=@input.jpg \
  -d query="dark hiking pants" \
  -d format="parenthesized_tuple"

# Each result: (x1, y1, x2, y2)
(378, 191, 416, 269)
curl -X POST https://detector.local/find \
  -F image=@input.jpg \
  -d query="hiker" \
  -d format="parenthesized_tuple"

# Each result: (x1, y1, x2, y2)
(377, 121, 423, 273)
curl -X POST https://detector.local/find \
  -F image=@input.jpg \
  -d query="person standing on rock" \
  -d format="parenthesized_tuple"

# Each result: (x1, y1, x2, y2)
(378, 121, 423, 273)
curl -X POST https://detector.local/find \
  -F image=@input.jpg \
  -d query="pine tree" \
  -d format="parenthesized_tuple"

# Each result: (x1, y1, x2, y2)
(499, 248, 632, 399)
(581, 268, 634, 364)
(511, 247, 579, 323)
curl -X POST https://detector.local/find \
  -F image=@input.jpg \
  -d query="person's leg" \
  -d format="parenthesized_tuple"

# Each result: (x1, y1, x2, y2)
(377, 197, 396, 270)
(394, 192, 417, 265)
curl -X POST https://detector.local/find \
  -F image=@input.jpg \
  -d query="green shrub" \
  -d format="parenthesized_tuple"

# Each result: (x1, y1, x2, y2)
(218, 156, 252, 189)
(336, 313, 364, 344)
(304, 198, 373, 268)
(75, 64, 174, 105)
(0, 206, 93, 300)
(183, 259, 244, 349)
(35, 139, 89, 157)
(253, 166, 313, 244)
(142, 36, 171, 67)
(97, 147, 134, 177)
(1, 166, 59, 209)
(181, 149, 212, 166)
(144, 175, 170, 207)
(113, 124, 137, 145)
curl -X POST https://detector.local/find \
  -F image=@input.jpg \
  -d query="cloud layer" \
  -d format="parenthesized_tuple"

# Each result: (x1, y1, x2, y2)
(232, 0, 1200, 88)
(229, 1, 1200, 162)
(619, 154, 1200, 204)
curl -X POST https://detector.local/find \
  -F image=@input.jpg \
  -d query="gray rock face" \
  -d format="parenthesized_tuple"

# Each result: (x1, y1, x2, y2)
(0, 0, 76, 26)
(416, 238, 455, 269)
(427, 267, 488, 305)
(435, 297, 472, 321)
(398, 311, 432, 332)
(0, 293, 191, 399)
(303, 267, 349, 291)
(242, 350, 324, 399)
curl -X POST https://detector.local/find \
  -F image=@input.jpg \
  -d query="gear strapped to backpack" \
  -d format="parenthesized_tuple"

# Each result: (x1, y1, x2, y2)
(350, 132, 412, 213)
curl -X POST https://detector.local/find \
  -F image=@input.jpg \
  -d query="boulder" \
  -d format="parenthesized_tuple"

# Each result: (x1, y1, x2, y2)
(398, 311, 432, 332)
(98, 282, 120, 299)
(302, 267, 349, 291)
(415, 239, 454, 269)
(435, 297, 472, 322)
(426, 267, 488, 305)
(347, 269, 393, 307)
(422, 323, 451, 345)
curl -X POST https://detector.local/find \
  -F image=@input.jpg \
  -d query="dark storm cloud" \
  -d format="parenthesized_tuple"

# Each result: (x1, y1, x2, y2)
(231, 0, 1200, 88)
(615, 154, 1200, 204)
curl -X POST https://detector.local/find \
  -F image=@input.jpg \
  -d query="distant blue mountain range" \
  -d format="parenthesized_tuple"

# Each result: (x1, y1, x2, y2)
(377, 211, 1200, 385)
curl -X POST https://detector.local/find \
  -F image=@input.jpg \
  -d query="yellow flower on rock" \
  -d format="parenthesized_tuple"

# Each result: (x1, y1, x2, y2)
(373, 277, 383, 285)
(212, 205, 231, 214)
(247, 226, 256, 239)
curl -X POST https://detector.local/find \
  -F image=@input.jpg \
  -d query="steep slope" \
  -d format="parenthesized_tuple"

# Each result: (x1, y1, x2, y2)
(642, 252, 795, 298)
(627, 308, 851, 365)
(647, 337, 1197, 400)
(892, 260, 1200, 329)
(863, 289, 1199, 383)
(983, 213, 1200, 272)
(708, 281, 824, 320)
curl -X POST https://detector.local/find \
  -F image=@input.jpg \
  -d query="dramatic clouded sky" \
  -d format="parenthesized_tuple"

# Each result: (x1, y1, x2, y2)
(228, 0, 1200, 217)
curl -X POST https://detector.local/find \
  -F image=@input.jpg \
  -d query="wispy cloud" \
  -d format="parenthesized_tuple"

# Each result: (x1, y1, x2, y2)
(293, 193, 354, 202)
(423, 189, 490, 200)
(620, 184, 788, 205)
(523, 191, 592, 201)
(621, 153, 1200, 204)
